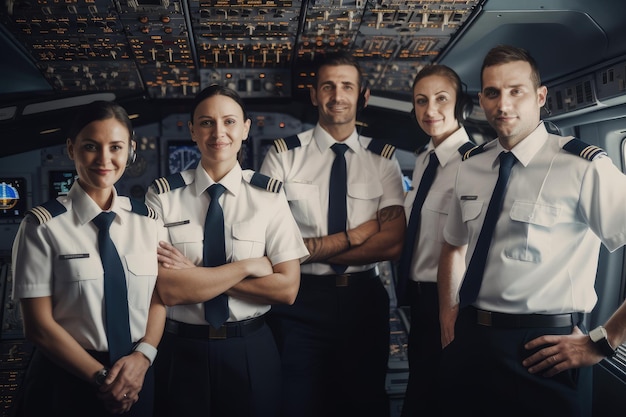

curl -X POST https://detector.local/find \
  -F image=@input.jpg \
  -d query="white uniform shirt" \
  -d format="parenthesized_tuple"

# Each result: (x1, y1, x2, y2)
(145, 162, 308, 325)
(404, 127, 472, 283)
(260, 124, 405, 275)
(12, 182, 163, 352)
(444, 122, 626, 314)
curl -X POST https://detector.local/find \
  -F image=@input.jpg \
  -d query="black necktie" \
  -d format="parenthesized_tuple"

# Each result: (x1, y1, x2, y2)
(93, 212, 132, 363)
(396, 152, 439, 306)
(203, 184, 229, 327)
(459, 151, 517, 308)
(328, 143, 349, 274)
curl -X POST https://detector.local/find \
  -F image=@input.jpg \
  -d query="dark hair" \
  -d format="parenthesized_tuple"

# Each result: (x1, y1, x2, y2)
(313, 51, 364, 88)
(67, 100, 132, 143)
(411, 64, 472, 122)
(190, 84, 248, 122)
(412, 64, 462, 102)
(481, 45, 542, 89)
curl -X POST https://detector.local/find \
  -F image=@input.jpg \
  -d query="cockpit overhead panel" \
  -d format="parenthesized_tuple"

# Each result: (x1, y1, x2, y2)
(1, 0, 482, 100)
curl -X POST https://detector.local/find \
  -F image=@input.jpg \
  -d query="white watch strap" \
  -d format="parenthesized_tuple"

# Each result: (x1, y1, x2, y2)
(133, 342, 157, 366)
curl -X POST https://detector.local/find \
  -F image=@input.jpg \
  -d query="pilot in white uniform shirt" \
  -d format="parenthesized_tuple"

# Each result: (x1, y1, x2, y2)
(404, 127, 473, 284)
(12, 181, 164, 352)
(261, 123, 405, 275)
(444, 122, 626, 314)
(145, 161, 308, 324)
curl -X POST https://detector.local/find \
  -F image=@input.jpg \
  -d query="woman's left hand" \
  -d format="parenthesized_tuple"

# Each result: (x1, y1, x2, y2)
(157, 241, 195, 269)
(97, 351, 150, 413)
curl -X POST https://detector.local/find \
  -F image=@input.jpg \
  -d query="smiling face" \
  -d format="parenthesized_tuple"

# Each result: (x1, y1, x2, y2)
(189, 93, 251, 180)
(310, 64, 365, 140)
(67, 117, 130, 204)
(479, 60, 547, 149)
(413, 74, 460, 145)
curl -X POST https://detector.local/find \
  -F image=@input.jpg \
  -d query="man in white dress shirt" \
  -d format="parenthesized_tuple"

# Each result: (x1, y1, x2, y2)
(260, 51, 406, 417)
(438, 44, 626, 417)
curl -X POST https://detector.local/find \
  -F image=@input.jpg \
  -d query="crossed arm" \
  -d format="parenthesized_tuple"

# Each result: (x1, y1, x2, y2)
(302, 205, 406, 266)
(156, 241, 300, 306)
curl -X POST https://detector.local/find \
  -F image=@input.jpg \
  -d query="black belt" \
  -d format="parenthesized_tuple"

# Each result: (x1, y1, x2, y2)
(473, 307, 580, 328)
(409, 280, 437, 295)
(165, 316, 265, 340)
(301, 267, 378, 287)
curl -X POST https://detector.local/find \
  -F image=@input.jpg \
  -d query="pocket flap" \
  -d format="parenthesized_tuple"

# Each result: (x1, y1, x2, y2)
(168, 223, 203, 245)
(125, 253, 158, 276)
(348, 182, 383, 200)
(284, 183, 318, 201)
(461, 200, 484, 222)
(423, 191, 452, 214)
(510, 201, 560, 227)
(232, 221, 265, 242)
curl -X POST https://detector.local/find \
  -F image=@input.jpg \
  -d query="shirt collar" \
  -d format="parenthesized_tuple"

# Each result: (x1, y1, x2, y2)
(193, 162, 243, 197)
(69, 181, 126, 226)
(312, 123, 360, 154)
(430, 127, 471, 168)
(498, 122, 548, 168)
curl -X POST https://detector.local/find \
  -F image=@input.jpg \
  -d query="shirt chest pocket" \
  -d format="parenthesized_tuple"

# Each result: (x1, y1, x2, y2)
(284, 182, 321, 228)
(421, 191, 451, 243)
(460, 200, 484, 224)
(231, 220, 266, 261)
(347, 181, 383, 225)
(167, 222, 204, 262)
(55, 255, 102, 283)
(505, 201, 561, 263)
(124, 253, 158, 310)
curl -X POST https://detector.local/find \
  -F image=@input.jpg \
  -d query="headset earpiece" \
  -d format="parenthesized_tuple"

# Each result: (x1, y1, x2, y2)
(127, 133, 137, 167)
(455, 83, 474, 122)
(357, 80, 369, 113)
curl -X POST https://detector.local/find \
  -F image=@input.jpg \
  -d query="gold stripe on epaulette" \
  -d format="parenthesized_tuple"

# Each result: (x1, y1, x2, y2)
(146, 205, 158, 220)
(266, 177, 281, 193)
(274, 138, 287, 153)
(380, 144, 395, 159)
(463, 146, 479, 160)
(154, 177, 170, 194)
(29, 206, 51, 224)
(581, 145, 603, 160)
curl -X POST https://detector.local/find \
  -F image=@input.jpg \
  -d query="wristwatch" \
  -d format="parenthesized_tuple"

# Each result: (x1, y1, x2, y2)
(589, 326, 617, 358)
(93, 368, 109, 386)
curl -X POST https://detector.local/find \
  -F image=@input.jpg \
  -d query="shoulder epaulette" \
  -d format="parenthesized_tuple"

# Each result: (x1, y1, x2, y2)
(457, 141, 476, 157)
(462, 143, 487, 160)
(249, 172, 283, 193)
(27, 199, 67, 224)
(562, 138, 607, 161)
(130, 198, 158, 219)
(367, 140, 396, 159)
(151, 172, 186, 194)
(273, 135, 301, 153)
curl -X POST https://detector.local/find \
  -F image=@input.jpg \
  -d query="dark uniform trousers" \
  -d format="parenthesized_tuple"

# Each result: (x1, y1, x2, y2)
(267, 270, 390, 417)
(400, 281, 441, 417)
(15, 349, 154, 417)
(154, 317, 280, 417)
(438, 307, 591, 417)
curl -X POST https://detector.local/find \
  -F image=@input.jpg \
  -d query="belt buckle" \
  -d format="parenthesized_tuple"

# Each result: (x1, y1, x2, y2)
(208, 325, 227, 339)
(336, 274, 349, 287)
(477, 310, 492, 326)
